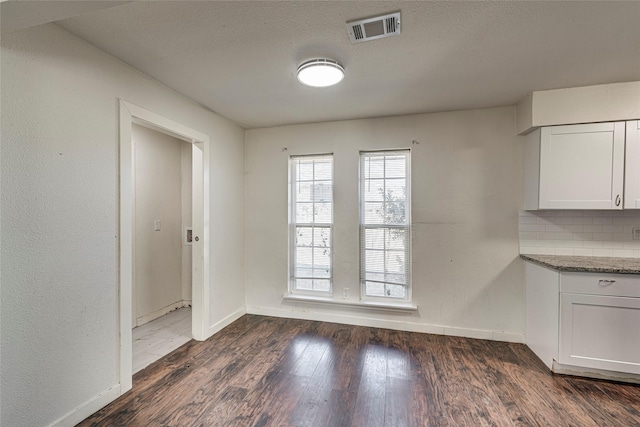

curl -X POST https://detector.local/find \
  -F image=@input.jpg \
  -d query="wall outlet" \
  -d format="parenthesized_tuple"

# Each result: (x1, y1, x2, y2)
(634, 227, 640, 240)
(154, 220, 161, 231)
(343, 288, 349, 298)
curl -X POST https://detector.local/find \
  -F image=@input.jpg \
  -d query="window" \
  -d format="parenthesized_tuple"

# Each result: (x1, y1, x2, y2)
(360, 150, 411, 300)
(290, 155, 333, 294)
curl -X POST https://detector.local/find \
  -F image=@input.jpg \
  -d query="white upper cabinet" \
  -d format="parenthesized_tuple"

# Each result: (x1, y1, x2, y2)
(624, 120, 640, 209)
(524, 122, 625, 210)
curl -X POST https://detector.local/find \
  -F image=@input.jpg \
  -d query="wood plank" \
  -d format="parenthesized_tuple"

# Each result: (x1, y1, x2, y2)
(466, 339, 540, 426)
(78, 315, 640, 427)
(192, 385, 248, 426)
(351, 344, 387, 427)
(406, 332, 448, 426)
(384, 377, 412, 427)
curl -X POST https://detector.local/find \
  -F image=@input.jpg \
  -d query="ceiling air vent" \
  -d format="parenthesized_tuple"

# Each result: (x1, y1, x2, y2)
(347, 12, 401, 44)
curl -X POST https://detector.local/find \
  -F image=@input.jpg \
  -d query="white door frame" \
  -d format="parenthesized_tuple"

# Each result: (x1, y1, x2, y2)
(119, 100, 210, 392)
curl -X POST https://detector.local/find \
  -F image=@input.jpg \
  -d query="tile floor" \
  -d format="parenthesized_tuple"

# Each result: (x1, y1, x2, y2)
(133, 307, 192, 374)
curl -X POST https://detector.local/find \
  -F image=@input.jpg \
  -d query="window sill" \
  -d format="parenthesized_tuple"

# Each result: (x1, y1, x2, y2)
(282, 294, 418, 312)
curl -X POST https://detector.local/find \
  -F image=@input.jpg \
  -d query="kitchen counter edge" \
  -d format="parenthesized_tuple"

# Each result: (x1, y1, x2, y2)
(520, 254, 640, 274)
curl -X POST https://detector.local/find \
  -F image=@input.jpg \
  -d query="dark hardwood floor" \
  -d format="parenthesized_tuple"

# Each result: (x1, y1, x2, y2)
(79, 315, 640, 427)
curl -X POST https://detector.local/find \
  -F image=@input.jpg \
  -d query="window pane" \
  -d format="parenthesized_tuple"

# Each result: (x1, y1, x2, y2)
(363, 179, 385, 202)
(314, 202, 332, 223)
(312, 181, 332, 202)
(295, 227, 313, 247)
(385, 179, 405, 201)
(360, 151, 410, 300)
(364, 202, 385, 224)
(312, 268, 331, 279)
(313, 227, 331, 247)
(365, 228, 384, 249)
(366, 249, 384, 273)
(291, 155, 333, 294)
(365, 281, 385, 296)
(384, 180, 406, 225)
(385, 284, 406, 299)
(364, 156, 385, 179)
(296, 181, 313, 202)
(313, 279, 331, 292)
(313, 247, 330, 271)
(295, 246, 313, 278)
(296, 279, 313, 290)
(298, 161, 314, 180)
(314, 161, 332, 180)
(386, 250, 405, 274)
(296, 203, 313, 223)
(386, 229, 406, 250)
(362, 228, 408, 285)
(385, 156, 406, 178)
(365, 271, 385, 282)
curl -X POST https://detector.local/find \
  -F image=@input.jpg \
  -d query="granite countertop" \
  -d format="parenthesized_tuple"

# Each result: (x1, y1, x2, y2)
(520, 254, 640, 274)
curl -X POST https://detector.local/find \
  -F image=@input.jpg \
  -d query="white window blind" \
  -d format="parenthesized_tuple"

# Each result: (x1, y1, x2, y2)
(360, 150, 411, 299)
(290, 155, 333, 293)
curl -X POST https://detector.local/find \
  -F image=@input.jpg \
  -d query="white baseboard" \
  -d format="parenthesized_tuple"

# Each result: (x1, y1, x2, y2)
(48, 385, 121, 427)
(246, 305, 523, 343)
(552, 361, 640, 385)
(492, 331, 524, 343)
(136, 300, 190, 327)
(208, 306, 247, 337)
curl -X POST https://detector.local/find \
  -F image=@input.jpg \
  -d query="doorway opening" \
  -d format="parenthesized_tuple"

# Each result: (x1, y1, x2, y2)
(130, 123, 193, 373)
(119, 100, 210, 392)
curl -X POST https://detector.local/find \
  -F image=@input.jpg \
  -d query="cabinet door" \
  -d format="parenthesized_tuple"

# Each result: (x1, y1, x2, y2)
(624, 120, 640, 208)
(559, 293, 640, 374)
(539, 122, 625, 209)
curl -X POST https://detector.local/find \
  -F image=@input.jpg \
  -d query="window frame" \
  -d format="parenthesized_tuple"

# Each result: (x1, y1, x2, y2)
(359, 149, 412, 302)
(288, 154, 334, 296)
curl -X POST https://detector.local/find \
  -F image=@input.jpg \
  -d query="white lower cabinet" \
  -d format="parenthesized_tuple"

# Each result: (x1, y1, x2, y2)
(559, 293, 640, 374)
(526, 262, 640, 382)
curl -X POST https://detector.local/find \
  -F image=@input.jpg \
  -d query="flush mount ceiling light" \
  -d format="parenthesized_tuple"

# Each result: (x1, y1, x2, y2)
(296, 59, 345, 88)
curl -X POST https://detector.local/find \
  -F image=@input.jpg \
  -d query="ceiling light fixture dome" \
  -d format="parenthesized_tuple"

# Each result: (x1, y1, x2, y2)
(297, 58, 345, 88)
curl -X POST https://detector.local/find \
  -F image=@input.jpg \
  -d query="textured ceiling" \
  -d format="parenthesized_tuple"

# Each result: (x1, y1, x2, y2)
(0, 1, 130, 33)
(55, 1, 640, 129)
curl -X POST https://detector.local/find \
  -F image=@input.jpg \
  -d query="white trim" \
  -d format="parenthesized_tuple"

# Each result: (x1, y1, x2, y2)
(552, 361, 640, 385)
(492, 331, 526, 343)
(247, 305, 523, 343)
(47, 385, 121, 427)
(190, 141, 210, 341)
(118, 102, 134, 392)
(125, 103, 209, 142)
(282, 294, 417, 312)
(208, 306, 247, 336)
(134, 300, 190, 327)
(119, 100, 211, 396)
(442, 326, 522, 343)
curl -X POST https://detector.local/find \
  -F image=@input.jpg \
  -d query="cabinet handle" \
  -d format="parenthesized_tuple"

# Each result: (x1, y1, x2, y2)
(616, 195, 621, 206)
(598, 279, 615, 286)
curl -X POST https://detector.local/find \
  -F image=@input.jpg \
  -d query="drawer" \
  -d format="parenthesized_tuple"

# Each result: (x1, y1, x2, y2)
(560, 272, 640, 298)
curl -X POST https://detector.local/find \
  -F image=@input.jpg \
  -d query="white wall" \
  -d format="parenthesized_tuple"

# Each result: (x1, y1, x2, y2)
(0, 24, 245, 427)
(132, 124, 191, 325)
(245, 107, 524, 342)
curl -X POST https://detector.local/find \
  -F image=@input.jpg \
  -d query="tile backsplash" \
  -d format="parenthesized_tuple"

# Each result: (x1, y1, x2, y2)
(519, 210, 640, 258)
